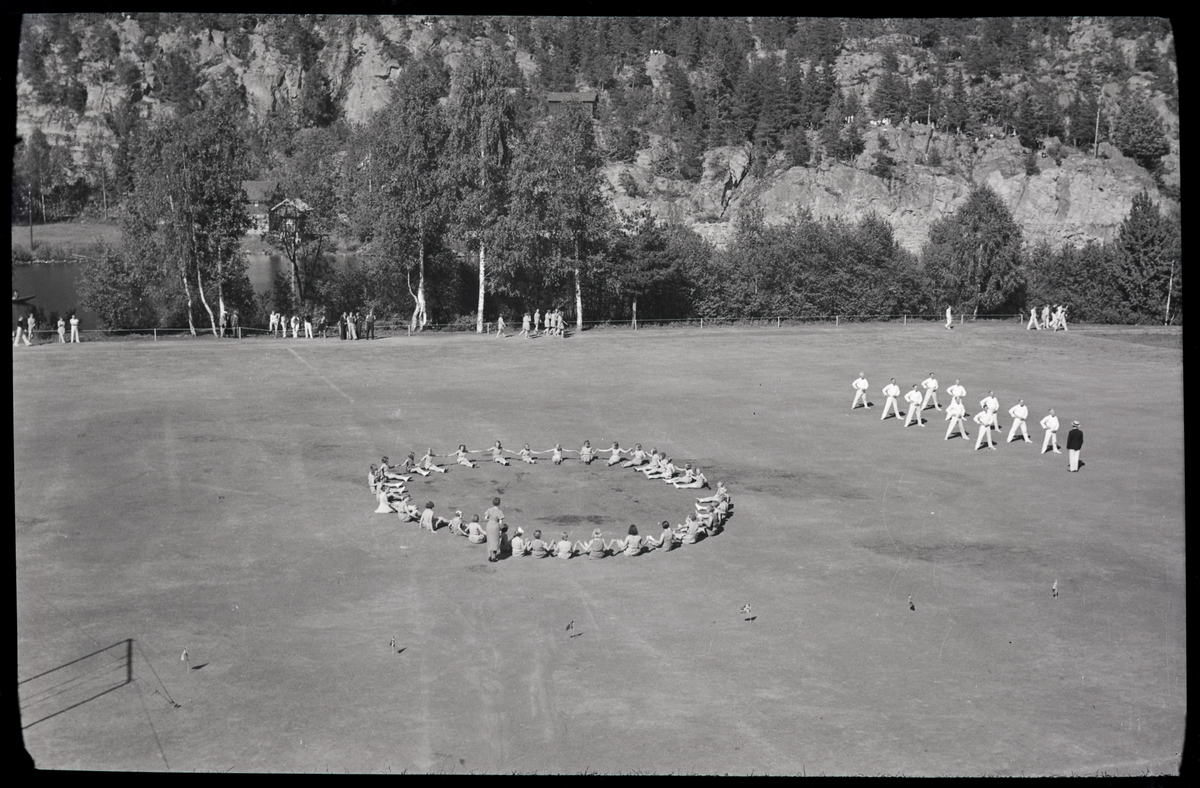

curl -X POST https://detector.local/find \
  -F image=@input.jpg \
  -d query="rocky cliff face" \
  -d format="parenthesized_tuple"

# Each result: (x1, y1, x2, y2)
(16, 15, 1177, 254)
(602, 124, 1164, 254)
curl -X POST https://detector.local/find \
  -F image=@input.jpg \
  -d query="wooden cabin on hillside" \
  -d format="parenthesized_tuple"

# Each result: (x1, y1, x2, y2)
(546, 91, 598, 117)
(242, 180, 280, 235)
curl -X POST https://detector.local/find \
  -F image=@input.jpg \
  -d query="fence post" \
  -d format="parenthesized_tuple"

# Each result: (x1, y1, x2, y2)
(904, 314, 907, 325)
(154, 328, 157, 341)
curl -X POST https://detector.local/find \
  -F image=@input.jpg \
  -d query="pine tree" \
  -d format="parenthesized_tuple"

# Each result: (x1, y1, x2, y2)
(1115, 190, 1176, 322)
(1115, 90, 1170, 171)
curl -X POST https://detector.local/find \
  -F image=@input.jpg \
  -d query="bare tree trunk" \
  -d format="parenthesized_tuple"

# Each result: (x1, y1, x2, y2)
(180, 267, 197, 336)
(574, 268, 583, 332)
(476, 243, 486, 334)
(574, 238, 583, 331)
(410, 228, 428, 334)
(196, 265, 218, 336)
(214, 238, 226, 339)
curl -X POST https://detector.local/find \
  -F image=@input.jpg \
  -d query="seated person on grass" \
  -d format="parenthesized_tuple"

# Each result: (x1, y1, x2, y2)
(529, 530, 550, 558)
(610, 524, 644, 556)
(646, 521, 676, 552)
(575, 529, 609, 559)
(511, 527, 528, 556)
(673, 466, 708, 490)
(454, 445, 478, 468)
(420, 449, 447, 474)
(554, 532, 575, 559)
(620, 443, 649, 468)
(419, 502, 449, 532)
(404, 452, 431, 477)
(675, 513, 705, 545)
(466, 514, 486, 543)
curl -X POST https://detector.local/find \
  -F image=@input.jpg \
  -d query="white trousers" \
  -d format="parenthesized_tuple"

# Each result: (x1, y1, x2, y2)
(1069, 449, 1080, 470)
(905, 403, 923, 426)
(852, 389, 869, 409)
(1007, 419, 1029, 442)
(945, 416, 968, 439)
(1041, 430, 1059, 453)
(921, 389, 940, 410)
(881, 396, 901, 419)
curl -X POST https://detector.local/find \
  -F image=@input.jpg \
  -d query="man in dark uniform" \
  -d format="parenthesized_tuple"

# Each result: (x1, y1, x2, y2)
(1066, 420, 1084, 472)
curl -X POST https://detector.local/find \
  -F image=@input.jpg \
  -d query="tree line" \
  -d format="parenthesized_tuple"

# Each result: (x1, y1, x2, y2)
(17, 26, 1173, 329)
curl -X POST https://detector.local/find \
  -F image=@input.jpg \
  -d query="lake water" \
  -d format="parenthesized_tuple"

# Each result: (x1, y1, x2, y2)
(11, 254, 356, 328)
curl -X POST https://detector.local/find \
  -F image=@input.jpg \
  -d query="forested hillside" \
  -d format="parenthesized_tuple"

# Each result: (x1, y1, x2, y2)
(13, 15, 1181, 330)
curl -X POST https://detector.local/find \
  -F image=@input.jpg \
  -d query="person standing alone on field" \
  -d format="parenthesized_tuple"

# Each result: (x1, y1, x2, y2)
(485, 497, 505, 562)
(852, 372, 870, 410)
(944, 305, 954, 329)
(69, 313, 80, 343)
(1066, 421, 1083, 471)
(1040, 408, 1062, 454)
(881, 378, 902, 421)
(57, 317, 66, 343)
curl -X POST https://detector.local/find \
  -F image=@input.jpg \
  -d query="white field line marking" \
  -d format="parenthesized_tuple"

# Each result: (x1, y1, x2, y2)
(288, 347, 355, 403)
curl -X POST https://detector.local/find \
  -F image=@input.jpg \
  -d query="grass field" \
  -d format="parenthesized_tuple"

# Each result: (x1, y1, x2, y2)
(14, 323, 1185, 774)
(11, 221, 122, 255)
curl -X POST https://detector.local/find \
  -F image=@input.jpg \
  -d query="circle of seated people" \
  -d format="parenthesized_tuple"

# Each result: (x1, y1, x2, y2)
(367, 442, 734, 558)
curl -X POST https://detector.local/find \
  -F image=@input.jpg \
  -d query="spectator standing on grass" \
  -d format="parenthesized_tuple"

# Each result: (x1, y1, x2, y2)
(533, 309, 541, 336)
(1066, 421, 1084, 471)
(347, 312, 357, 340)
(520, 311, 530, 338)
(367, 311, 376, 339)
(232, 310, 240, 338)
(70, 314, 80, 342)
(57, 317, 65, 343)
(484, 498, 505, 562)
(269, 310, 278, 336)
(304, 312, 313, 339)
(27, 313, 36, 344)
(496, 314, 506, 338)
(1040, 408, 1062, 454)
(944, 305, 954, 329)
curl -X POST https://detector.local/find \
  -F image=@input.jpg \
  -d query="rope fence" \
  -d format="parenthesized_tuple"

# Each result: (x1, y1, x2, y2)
(14, 313, 1180, 343)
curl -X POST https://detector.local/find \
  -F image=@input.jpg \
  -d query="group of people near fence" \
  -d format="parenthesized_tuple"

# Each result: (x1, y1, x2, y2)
(1025, 304, 1069, 331)
(13, 312, 81, 346)
(499, 308, 568, 338)
(265, 310, 376, 340)
(367, 441, 734, 561)
(852, 371, 1085, 469)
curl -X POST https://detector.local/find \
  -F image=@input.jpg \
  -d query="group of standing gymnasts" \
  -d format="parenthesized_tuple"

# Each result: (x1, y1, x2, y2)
(852, 371, 1084, 469)
(367, 441, 734, 561)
